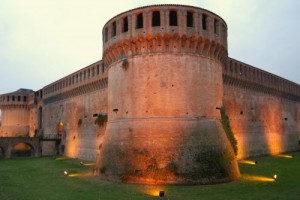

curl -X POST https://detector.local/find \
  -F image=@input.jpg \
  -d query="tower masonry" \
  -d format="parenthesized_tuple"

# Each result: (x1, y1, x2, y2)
(99, 4, 239, 184)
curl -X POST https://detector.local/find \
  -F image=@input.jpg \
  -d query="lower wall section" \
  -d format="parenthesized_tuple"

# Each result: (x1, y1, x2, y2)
(41, 141, 57, 156)
(42, 89, 107, 161)
(224, 84, 300, 159)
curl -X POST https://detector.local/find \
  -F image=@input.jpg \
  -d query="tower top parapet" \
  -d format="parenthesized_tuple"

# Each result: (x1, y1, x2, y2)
(102, 4, 228, 67)
(0, 89, 33, 108)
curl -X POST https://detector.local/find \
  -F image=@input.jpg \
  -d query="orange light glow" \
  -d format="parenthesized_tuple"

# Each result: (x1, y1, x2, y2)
(141, 186, 166, 197)
(55, 157, 66, 160)
(243, 174, 275, 182)
(65, 131, 79, 158)
(262, 104, 284, 155)
(68, 172, 92, 177)
(239, 160, 257, 165)
(274, 154, 294, 159)
(230, 121, 247, 159)
(82, 162, 96, 167)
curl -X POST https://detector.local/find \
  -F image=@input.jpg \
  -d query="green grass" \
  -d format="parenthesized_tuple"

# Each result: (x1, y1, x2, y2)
(1, 152, 300, 200)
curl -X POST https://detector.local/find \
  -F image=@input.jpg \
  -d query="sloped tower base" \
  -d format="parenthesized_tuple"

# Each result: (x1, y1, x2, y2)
(99, 119, 239, 184)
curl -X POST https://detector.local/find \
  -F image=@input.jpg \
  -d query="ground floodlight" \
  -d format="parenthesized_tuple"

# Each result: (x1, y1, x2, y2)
(273, 174, 278, 181)
(159, 191, 165, 197)
(64, 170, 68, 176)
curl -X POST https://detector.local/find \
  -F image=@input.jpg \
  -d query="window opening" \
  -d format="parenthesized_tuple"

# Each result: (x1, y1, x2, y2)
(214, 19, 218, 34)
(104, 28, 108, 42)
(152, 11, 160, 27)
(169, 11, 177, 26)
(111, 21, 116, 37)
(187, 11, 193, 27)
(123, 17, 128, 32)
(136, 13, 143, 29)
(202, 14, 207, 30)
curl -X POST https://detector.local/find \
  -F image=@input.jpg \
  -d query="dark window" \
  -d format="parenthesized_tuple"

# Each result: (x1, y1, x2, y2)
(214, 19, 218, 34)
(169, 11, 177, 26)
(17, 96, 20, 101)
(136, 13, 143, 29)
(7, 96, 9, 102)
(23, 96, 27, 102)
(97, 65, 100, 74)
(104, 28, 108, 42)
(187, 11, 193, 27)
(102, 63, 105, 73)
(202, 14, 207, 30)
(12, 96, 15, 101)
(152, 11, 160, 27)
(111, 21, 116, 37)
(123, 17, 128, 32)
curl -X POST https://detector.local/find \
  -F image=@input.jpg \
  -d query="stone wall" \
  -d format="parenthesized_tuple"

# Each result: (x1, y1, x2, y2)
(42, 88, 107, 160)
(224, 58, 300, 159)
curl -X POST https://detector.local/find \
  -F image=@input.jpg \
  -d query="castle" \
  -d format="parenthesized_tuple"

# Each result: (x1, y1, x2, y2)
(1, 5, 300, 184)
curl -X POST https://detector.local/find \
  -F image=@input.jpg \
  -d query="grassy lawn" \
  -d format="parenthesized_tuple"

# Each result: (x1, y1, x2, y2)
(0, 152, 300, 200)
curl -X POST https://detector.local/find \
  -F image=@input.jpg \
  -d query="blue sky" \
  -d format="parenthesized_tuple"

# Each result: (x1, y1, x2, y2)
(0, 0, 299, 94)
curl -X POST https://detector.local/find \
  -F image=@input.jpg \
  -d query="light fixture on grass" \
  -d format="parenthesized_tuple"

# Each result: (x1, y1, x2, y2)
(64, 170, 68, 176)
(273, 174, 278, 181)
(159, 191, 165, 198)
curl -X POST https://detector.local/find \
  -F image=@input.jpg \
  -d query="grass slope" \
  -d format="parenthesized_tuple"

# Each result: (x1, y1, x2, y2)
(0, 152, 300, 200)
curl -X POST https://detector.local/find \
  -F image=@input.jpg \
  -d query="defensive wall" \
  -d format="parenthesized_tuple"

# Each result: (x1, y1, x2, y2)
(224, 58, 300, 159)
(0, 4, 300, 184)
(40, 61, 108, 159)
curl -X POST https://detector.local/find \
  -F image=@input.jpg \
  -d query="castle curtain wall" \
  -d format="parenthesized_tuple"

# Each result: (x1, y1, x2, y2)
(41, 61, 108, 160)
(223, 58, 300, 159)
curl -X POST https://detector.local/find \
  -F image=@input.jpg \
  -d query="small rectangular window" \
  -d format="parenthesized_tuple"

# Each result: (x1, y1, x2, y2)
(104, 28, 108, 42)
(102, 64, 105, 73)
(23, 96, 27, 102)
(7, 96, 9, 102)
(97, 65, 100, 75)
(111, 21, 116, 37)
(136, 13, 143, 29)
(152, 11, 160, 27)
(202, 14, 207, 30)
(12, 96, 15, 101)
(187, 11, 193, 27)
(123, 17, 128, 32)
(214, 19, 218, 34)
(17, 96, 21, 101)
(169, 11, 177, 26)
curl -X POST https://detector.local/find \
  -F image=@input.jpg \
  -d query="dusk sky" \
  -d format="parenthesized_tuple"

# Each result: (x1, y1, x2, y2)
(0, 0, 299, 94)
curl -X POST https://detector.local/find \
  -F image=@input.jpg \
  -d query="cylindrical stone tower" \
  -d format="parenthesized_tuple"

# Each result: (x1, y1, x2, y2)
(99, 4, 239, 184)
(0, 89, 33, 137)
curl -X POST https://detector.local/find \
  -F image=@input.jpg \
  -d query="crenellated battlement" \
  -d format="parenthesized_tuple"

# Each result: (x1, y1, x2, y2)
(224, 58, 300, 100)
(42, 61, 108, 103)
(0, 89, 33, 109)
(102, 4, 228, 67)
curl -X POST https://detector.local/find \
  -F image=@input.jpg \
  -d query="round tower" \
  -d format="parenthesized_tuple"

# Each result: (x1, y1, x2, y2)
(99, 4, 239, 184)
(0, 89, 33, 137)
